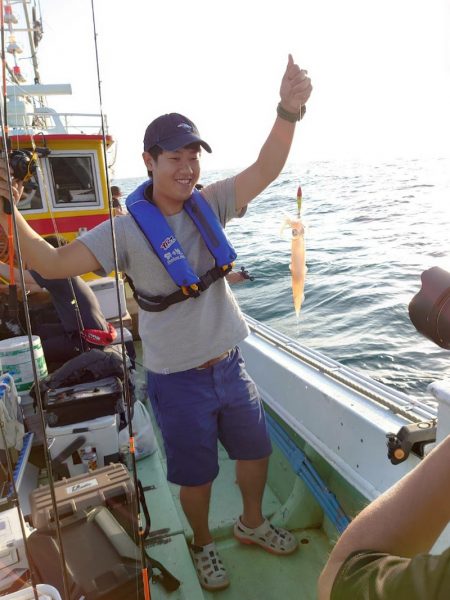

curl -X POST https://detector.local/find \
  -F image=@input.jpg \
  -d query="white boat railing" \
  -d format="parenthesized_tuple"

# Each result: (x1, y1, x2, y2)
(7, 110, 109, 137)
(241, 315, 438, 500)
(244, 315, 437, 424)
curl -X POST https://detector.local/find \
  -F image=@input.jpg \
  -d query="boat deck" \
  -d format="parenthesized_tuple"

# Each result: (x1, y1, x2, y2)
(137, 404, 331, 599)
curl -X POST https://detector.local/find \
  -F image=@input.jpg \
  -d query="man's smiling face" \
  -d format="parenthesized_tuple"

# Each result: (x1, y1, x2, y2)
(143, 143, 201, 213)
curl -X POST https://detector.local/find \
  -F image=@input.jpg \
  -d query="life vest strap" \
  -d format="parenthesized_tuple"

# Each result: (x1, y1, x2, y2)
(126, 263, 233, 312)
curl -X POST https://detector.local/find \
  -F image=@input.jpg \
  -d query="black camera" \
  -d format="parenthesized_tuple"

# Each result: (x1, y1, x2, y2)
(409, 267, 450, 349)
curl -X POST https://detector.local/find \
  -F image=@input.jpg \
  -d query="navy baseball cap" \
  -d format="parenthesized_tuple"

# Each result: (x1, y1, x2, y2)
(143, 113, 212, 153)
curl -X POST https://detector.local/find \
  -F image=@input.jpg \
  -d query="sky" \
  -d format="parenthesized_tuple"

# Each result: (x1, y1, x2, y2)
(6, 0, 450, 178)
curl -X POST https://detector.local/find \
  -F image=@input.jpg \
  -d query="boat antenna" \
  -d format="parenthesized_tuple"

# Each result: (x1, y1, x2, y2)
(89, 2, 152, 598)
(23, 0, 41, 85)
(0, 0, 7, 127)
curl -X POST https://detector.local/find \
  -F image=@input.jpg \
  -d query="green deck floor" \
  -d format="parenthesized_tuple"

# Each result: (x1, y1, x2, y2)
(136, 412, 331, 599)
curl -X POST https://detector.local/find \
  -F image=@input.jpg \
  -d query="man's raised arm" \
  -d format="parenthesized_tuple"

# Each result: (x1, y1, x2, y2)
(235, 54, 312, 211)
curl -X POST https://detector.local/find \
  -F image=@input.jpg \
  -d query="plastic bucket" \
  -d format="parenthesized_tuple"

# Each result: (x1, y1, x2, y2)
(0, 335, 48, 393)
(0, 584, 61, 599)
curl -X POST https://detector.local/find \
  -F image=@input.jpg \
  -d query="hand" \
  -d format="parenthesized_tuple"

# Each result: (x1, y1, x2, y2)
(279, 54, 312, 114)
(0, 159, 24, 216)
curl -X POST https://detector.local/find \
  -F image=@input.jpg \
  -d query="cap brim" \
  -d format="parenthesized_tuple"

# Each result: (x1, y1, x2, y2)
(158, 133, 212, 153)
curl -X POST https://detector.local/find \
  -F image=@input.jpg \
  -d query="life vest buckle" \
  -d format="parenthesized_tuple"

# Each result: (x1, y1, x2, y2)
(198, 264, 231, 291)
(181, 284, 200, 298)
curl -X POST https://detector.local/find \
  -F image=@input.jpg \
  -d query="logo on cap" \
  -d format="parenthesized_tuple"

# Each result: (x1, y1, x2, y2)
(177, 123, 193, 132)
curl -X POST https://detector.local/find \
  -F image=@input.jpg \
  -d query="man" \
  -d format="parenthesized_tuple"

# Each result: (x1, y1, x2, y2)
(111, 185, 126, 216)
(318, 434, 450, 599)
(0, 54, 312, 591)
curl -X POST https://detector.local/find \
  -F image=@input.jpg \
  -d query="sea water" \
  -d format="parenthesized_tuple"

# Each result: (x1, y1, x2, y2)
(114, 156, 450, 400)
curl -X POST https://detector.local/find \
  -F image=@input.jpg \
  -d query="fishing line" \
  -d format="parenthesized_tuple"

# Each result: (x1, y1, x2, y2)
(89, 1, 152, 597)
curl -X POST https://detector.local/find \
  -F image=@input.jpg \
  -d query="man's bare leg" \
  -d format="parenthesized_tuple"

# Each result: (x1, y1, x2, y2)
(236, 456, 269, 527)
(180, 481, 213, 546)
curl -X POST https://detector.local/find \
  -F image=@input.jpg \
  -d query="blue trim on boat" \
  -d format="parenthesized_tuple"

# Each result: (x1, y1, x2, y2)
(9, 431, 34, 497)
(266, 413, 351, 534)
(0, 374, 35, 501)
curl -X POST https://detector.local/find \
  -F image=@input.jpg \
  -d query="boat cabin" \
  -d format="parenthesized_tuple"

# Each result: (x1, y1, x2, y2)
(2, 84, 115, 246)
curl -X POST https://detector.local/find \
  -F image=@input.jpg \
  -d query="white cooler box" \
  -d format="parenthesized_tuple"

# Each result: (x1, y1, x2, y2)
(46, 414, 120, 477)
(0, 507, 34, 593)
(88, 277, 127, 320)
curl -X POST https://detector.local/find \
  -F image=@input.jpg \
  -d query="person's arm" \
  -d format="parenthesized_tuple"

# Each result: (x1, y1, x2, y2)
(114, 205, 126, 216)
(234, 54, 312, 211)
(0, 162, 102, 279)
(0, 260, 40, 287)
(112, 197, 126, 216)
(318, 435, 450, 600)
(225, 271, 248, 285)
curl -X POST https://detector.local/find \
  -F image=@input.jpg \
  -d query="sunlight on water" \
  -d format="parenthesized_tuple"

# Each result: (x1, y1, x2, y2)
(115, 157, 450, 400)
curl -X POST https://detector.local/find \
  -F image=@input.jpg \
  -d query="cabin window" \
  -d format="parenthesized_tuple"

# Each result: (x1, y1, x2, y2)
(48, 155, 98, 205)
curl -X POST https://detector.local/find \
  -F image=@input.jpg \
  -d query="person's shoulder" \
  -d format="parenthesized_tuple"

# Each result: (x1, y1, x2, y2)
(332, 548, 450, 600)
(200, 176, 236, 203)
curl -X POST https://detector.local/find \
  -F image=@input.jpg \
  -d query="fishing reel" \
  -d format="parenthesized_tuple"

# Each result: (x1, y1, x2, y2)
(9, 149, 38, 183)
(1, 148, 46, 213)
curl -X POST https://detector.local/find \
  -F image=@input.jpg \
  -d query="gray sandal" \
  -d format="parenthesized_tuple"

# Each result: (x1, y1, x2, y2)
(189, 541, 230, 591)
(234, 517, 298, 555)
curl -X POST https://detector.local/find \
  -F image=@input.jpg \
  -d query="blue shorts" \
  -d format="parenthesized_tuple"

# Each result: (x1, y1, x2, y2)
(146, 347, 272, 486)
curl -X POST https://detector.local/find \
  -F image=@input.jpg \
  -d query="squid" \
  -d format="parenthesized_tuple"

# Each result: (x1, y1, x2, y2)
(281, 186, 307, 318)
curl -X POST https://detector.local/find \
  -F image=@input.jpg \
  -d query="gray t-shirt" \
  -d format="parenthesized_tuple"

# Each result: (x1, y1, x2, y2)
(79, 176, 249, 373)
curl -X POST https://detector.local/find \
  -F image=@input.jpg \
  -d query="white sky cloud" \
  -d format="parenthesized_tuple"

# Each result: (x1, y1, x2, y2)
(7, 0, 450, 177)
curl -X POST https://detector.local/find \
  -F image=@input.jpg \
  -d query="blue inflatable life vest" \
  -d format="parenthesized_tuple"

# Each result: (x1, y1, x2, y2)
(125, 181, 237, 311)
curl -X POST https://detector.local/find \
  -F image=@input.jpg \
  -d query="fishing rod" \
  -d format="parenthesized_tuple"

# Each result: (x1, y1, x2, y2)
(89, 1, 152, 598)
(0, 3, 73, 598)
(0, 0, 18, 315)
(4, 0, 91, 352)
(1, 0, 100, 354)
(0, 90, 72, 600)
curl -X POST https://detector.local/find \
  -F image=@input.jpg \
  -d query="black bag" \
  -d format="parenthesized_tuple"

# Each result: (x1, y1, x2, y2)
(45, 376, 124, 427)
(32, 347, 125, 394)
(30, 346, 134, 407)
(409, 266, 450, 349)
